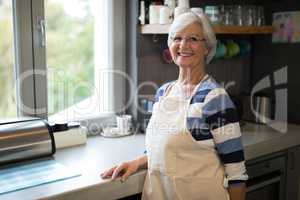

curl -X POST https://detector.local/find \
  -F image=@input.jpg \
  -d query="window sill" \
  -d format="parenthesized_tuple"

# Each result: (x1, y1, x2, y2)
(49, 95, 116, 123)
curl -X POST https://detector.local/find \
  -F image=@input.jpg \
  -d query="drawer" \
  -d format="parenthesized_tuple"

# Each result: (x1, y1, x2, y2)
(247, 156, 285, 178)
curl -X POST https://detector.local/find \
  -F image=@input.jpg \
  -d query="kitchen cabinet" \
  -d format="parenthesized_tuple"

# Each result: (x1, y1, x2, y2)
(140, 24, 275, 35)
(286, 145, 300, 200)
(246, 152, 286, 200)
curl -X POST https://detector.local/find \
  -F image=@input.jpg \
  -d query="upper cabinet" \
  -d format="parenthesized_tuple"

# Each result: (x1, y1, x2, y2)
(140, 24, 275, 34)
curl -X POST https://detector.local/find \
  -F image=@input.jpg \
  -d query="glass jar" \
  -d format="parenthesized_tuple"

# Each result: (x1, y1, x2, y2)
(204, 6, 220, 25)
(256, 6, 265, 26)
(233, 5, 243, 26)
(223, 5, 234, 25)
(243, 5, 256, 26)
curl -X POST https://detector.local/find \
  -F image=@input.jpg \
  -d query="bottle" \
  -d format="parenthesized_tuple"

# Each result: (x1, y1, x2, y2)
(139, 1, 146, 25)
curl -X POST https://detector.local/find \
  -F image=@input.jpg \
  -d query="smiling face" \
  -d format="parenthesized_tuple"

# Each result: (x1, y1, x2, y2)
(169, 22, 208, 69)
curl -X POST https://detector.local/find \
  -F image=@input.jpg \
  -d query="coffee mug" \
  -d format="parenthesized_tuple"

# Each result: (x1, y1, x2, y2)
(159, 6, 173, 24)
(117, 115, 132, 134)
(215, 40, 227, 59)
(225, 40, 240, 58)
(238, 40, 251, 55)
(162, 48, 173, 63)
(149, 5, 163, 24)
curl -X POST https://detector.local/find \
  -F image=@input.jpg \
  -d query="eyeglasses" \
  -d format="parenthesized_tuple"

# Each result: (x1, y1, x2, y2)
(171, 36, 206, 45)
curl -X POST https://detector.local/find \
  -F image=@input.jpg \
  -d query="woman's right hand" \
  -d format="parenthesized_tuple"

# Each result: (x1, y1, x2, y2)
(100, 158, 142, 182)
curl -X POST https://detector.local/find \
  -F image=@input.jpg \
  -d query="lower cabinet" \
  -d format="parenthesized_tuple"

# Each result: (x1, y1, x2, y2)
(286, 145, 300, 200)
(245, 153, 286, 200)
(246, 183, 281, 200)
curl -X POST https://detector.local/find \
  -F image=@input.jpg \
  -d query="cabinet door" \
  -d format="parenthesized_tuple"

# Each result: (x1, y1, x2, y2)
(286, 146, 300, 200)
(246, 155, 285, 200)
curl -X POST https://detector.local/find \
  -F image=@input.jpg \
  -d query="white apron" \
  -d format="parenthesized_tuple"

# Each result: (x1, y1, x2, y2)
(142, 77, 229, 200)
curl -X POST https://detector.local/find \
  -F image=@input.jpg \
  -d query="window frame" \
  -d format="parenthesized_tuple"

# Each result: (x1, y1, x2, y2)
(13, 0, 43, 118)
(12, 0, 126, 123)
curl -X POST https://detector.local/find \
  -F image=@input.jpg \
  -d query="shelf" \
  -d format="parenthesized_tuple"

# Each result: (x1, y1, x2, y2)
(213, 25, 276, 34)
(140, 24, 275, 35)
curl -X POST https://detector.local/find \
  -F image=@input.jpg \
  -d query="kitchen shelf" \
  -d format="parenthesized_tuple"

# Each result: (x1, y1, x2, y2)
(140, 24, 276, 34)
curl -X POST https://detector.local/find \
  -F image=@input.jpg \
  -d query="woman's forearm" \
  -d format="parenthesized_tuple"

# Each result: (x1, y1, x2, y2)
(228, 183, 246, 200)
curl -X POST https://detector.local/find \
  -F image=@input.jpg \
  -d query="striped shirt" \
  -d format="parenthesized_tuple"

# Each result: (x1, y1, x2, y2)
(154, 75, 248, 185)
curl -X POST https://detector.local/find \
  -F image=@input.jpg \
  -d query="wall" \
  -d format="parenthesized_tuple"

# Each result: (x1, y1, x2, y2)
(137, 31, 252, 97)
(128, 0, 253, 125)
(136, 0, 255, 97)
(252, 0, 300, 123)
(126, 0, 300, 124)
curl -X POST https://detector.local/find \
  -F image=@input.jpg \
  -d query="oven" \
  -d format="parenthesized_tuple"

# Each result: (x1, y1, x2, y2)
(246, 155, 286, 200)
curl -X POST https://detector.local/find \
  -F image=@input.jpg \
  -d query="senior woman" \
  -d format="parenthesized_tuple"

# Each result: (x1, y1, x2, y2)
(101, 10, 248, 200)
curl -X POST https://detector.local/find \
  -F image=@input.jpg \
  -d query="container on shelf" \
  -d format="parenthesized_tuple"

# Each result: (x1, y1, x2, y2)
(204, 6, 221, 25)
(149, 5, 163, 24)
(159, 6, 173, 24)
(139, 1, 146, 25)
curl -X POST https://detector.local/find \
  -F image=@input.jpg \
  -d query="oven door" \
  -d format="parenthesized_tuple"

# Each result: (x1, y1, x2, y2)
(246, 156, 286, 200)
(246, 171, 283, 200)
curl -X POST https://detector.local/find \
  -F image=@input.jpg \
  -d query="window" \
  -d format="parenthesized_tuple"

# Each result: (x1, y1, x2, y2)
(45, 0, 126, 122)
(0, 0, 17, 119)
(3, 0, 126, 123)
(45, 0, 95, 121)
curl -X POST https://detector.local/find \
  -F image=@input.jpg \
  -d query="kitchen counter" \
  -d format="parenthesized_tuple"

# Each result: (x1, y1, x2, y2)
(2, 122, 300, 200)
(242, 122, 300, 160)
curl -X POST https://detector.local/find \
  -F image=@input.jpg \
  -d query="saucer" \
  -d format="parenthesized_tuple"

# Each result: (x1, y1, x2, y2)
(101, 127, 132, 138)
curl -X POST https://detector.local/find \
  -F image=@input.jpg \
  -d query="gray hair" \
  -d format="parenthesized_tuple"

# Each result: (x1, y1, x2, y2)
(167, 11, 217, 64)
